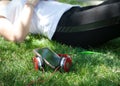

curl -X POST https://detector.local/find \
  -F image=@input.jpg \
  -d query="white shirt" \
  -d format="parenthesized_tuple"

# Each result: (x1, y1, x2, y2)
(33, 1, 73, 39)
(0, 5, 7, 17)
(4, 0, 76, 39)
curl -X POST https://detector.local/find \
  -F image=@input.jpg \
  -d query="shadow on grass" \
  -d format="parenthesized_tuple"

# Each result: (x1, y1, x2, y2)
(0, 35, 119, 86)
(70, 37, 120, 74)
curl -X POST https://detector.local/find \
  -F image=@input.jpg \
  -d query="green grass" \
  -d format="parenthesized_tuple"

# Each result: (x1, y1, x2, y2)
(0, 34, 120, 86)
(0, 1, 120, 86)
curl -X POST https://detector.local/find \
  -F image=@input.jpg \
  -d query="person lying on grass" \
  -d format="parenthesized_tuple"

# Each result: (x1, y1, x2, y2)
(0, 0, 120, 48)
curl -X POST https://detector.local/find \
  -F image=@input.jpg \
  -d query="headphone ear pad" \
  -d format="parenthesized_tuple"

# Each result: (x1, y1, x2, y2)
(33, 56, 44, 70)
(36, 56, 44, 69)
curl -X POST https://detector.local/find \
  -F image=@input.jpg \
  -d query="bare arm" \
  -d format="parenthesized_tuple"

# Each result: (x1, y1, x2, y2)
(0, 0, 38, 42)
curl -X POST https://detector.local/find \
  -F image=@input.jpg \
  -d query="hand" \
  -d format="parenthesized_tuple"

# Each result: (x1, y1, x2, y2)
(26, 0, 39, 7)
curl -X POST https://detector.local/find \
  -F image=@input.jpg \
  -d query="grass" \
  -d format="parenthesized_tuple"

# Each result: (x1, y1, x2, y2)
(0, 1, 120, 86)
(0, 34, 120, 86)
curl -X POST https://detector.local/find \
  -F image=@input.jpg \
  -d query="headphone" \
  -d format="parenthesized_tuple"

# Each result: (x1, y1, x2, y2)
(33, 54, 72, 72)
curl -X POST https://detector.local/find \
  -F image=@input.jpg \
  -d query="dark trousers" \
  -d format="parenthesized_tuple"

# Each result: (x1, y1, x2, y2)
(52, 0, 120, 48)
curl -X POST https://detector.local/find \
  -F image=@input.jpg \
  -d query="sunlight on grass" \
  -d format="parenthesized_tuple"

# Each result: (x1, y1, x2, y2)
(0, 36, 120, 86)
(32, 38, 54, 48)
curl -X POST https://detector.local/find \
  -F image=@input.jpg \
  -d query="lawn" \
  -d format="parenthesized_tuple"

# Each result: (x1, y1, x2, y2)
(0, 0, 120, 86)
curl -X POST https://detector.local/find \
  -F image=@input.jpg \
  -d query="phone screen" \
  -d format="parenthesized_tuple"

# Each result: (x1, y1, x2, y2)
(34, 48, 61, 67)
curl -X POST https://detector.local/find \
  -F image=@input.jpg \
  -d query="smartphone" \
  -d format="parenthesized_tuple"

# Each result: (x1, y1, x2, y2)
(33, 48, 62, 69)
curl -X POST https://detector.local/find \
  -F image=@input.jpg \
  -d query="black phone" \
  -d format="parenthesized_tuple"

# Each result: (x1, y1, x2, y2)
(33, 48, 62, 69)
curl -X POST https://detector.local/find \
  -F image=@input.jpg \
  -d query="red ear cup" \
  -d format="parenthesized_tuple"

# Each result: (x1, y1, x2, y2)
(33, 56, 44, 70)
(59, 54, 72, 72)
(33, 56, 39, 70)
(63, 57, 72, 72)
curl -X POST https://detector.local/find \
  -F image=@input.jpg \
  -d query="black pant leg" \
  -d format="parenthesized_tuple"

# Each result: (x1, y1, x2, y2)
(52, 2, 120, 48)
(52, 24, 120, 48)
